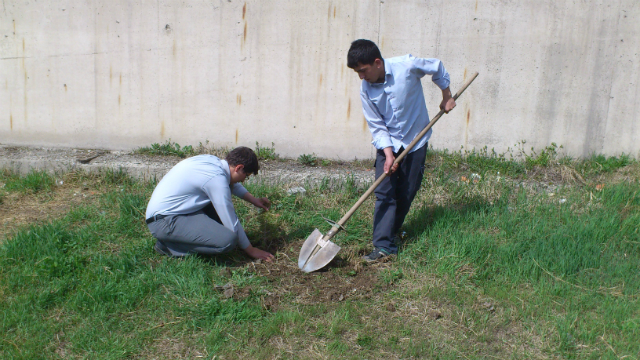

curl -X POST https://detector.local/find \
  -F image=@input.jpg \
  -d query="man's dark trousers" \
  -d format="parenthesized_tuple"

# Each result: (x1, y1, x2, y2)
(372, 144, 427, 254)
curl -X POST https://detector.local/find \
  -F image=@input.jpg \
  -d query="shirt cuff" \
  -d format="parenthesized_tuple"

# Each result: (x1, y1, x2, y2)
(372, 137, 393, 150)
(237, 226, 251, 249)
(433, 77, 450, 91)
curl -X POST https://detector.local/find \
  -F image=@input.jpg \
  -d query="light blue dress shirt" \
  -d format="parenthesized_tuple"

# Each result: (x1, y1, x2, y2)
(145, 155, 252, 249)
(360, 55, 450, 153)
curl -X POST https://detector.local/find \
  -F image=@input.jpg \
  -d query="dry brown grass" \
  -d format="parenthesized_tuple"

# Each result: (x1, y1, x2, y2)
(0, 172, 105, 240)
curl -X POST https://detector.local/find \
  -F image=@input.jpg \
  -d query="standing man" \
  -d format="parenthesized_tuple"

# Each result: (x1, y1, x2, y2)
(145, 146, 274, 261)
(347, 39, 456, 261)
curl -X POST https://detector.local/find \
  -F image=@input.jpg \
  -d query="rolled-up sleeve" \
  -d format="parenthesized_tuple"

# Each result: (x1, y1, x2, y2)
(410, 56, 450, 90)
(202, 176, 251, 249)
(361, 91, 393, 150)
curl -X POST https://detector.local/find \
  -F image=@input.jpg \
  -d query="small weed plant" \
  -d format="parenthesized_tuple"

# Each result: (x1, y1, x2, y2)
(255, 142, 279, 160)
(517, 141, 562, 168)
(298, 153, 318, 166)
(192, 140, 229, 158)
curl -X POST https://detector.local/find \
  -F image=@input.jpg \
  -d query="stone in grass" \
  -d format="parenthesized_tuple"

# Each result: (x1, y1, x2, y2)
(287, 187, 306, 196)
(214, 282, 234, 299)
(428, 309, 442, 320)
(223, 287, 234, 299)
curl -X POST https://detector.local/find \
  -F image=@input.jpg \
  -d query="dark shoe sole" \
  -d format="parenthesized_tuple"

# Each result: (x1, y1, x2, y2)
(363, 248, 395, 263)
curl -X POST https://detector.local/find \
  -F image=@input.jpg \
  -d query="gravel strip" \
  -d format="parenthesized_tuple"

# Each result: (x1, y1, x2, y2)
(0, 145, 376, 188)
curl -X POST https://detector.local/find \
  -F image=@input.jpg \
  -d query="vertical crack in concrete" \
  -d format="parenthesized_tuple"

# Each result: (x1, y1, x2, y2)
(93, 0, 98, 131)
(157, 0, 160, 131)
(377, 0, 381, 46)
(434, 0, 444, 56)
(601, 0, 624, 154)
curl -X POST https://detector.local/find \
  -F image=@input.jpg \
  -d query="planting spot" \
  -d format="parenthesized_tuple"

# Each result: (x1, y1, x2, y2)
(234, 240, 390, 310)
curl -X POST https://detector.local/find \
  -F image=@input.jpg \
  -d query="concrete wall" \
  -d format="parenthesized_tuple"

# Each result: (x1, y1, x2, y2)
(1, 0, 638, 159)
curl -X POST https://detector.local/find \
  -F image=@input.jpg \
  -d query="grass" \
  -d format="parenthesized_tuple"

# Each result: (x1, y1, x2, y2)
(255, 142, 279, 161)
(1, 169, 56, 194)
(135, 140, 196, 158)
(1, 150, 639, 358)
(135, 140, 282, 162)
(298, 153, 318, 167)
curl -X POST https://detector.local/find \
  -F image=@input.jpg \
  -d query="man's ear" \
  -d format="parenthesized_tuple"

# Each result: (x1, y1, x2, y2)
(234, 164, 245, 173)
(374, 58, 383, 68)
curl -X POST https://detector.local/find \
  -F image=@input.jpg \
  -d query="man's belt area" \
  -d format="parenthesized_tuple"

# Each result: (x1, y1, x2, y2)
(146, 214, 168, 224)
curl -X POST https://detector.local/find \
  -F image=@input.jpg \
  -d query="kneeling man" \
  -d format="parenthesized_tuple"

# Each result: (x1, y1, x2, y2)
(145, 146, 274, 261)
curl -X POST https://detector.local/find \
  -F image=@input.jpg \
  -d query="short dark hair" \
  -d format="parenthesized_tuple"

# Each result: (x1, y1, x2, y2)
(226, 146, 259, 175)
(347, 39, 383, 69)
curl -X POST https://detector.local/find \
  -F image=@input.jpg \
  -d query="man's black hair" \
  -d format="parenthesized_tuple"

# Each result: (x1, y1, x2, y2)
(226, 146, 260, 175)
(347, 39, 383, 69)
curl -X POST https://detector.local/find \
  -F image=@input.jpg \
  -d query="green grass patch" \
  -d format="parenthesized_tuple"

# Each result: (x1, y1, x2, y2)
(1, 150, 639, 358)
(135, 140, 196, 158)
(1, 169, 56, 194)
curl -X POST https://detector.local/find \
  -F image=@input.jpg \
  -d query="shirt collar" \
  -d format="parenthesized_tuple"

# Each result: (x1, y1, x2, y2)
(384, 58, 391, 78)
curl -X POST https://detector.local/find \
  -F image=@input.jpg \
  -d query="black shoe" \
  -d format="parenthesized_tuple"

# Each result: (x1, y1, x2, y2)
(154, 240, 173, 257)
(363, 247, 394, 262)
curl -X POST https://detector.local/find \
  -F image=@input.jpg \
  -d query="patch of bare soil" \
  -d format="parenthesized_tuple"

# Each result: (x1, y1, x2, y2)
(0, 175, 102, 240)
(230, 242, 393, 309)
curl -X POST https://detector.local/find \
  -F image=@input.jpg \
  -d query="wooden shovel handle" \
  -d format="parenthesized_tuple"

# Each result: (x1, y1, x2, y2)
(322, 72, 479, 240)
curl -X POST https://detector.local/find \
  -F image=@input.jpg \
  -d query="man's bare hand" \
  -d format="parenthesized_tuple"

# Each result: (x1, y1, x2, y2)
(384, 155, 398, 174)
(252, 197, 271, 211)
(243, 193, 271, 211)
(244, 245, 274, 262)
(439, 87, 456, 113)
(383, 147, 398, 174)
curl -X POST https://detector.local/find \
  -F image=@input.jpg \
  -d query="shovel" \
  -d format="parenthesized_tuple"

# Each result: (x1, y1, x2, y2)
(298, 72, 479, 273)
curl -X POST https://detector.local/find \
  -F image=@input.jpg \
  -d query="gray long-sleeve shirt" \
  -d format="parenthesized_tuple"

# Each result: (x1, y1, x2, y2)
(145, 155, 251, 249)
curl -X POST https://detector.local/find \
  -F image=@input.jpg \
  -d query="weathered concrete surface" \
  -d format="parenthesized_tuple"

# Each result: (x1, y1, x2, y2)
(1, 1, 638, 158)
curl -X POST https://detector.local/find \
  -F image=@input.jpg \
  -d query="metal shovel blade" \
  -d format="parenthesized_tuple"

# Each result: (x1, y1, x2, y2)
(298, 229, 341, 273)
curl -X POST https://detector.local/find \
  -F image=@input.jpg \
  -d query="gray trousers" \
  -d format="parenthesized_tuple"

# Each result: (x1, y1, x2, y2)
(372, 144, 427, 254)
(147, 204, 238, 257)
